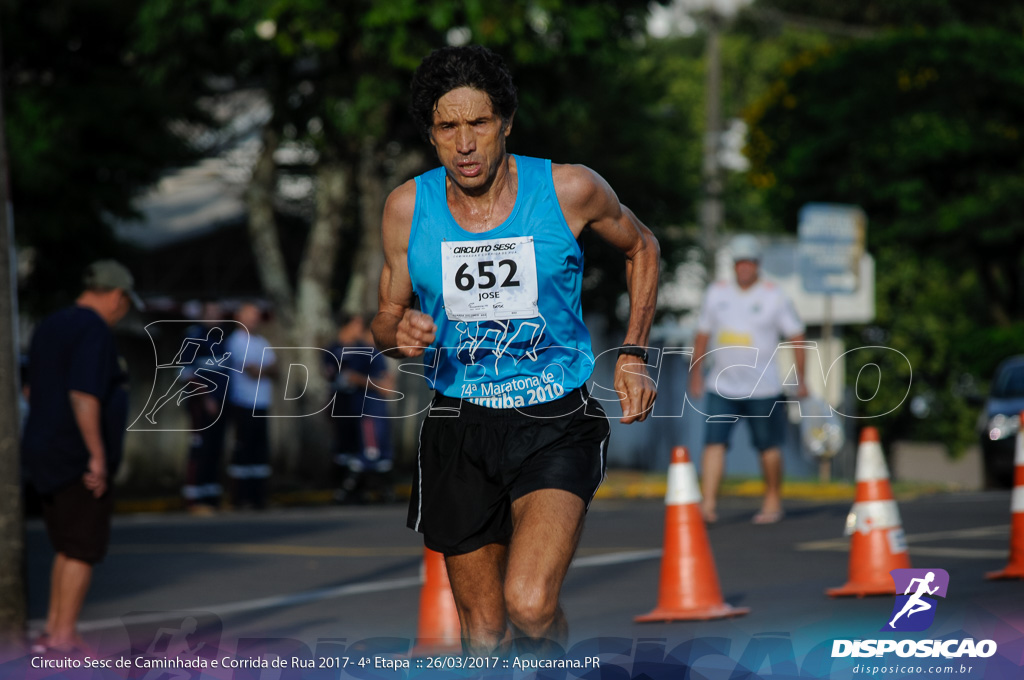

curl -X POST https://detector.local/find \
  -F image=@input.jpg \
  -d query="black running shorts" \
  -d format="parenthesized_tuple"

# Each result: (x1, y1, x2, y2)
(407, 388, 610, 556)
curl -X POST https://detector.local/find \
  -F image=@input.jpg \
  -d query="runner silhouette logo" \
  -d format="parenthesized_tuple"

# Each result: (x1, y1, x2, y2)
(882, 568, 950, 632)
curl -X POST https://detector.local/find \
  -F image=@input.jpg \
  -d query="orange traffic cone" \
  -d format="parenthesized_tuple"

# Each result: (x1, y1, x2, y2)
(410, 548, 462, 656)
(827, 427, 911, 597)
(635, 446, 750, 622)
(985, 411, 1024, 580)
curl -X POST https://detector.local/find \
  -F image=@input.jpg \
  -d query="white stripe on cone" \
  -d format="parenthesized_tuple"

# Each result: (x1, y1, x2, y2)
(1012, 487, 1024, 514)
(666, 461, 702, 506)
(1013, 422, 1023, 512)
(854, 442, 889, 481)
(844, 499, 903, 536)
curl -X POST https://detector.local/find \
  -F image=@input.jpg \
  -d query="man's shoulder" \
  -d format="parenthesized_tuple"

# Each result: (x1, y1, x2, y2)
(36, 306, 106, 342)
(226, 329, 273, 365)
(755, 280, 791, 301)
(224, 328, 250, 349)
(50, 304, 101, 325)
(550, 162, 601, 199)
(383, 179, 417, 228)
(388, 177, 418, 203)
(706, 281, 735, 298)
(248, 332, 272, 351)
(550, 163, 613, 226)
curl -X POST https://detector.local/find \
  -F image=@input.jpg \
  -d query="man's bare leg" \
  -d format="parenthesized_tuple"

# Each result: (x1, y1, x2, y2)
(504, 489, 585, 656)
(49, 553, 93, 650)
(443, 490, 586, 656)
(445, 543, 509, 655)
(44, 552, 67, 639)
(755, 447, 784, 522)
(700, 444, 726, 523)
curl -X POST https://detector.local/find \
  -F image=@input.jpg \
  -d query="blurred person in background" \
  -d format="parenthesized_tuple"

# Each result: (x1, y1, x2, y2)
(21, 260, 141, 652)
(179, 301, 232, 515)
(224, 302, 277, 510)
(689, 234, 807, 525)
(325, 313, 396, 504)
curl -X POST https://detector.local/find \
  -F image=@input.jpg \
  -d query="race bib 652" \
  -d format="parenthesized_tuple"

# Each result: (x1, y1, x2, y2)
(441, 236, 539, 321)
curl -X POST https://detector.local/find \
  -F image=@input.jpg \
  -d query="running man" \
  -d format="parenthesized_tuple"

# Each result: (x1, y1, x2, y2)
(889, 571, 939, 628)
(372, 45, 659, 655)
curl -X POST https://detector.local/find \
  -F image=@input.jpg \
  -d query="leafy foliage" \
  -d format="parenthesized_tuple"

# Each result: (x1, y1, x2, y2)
(132, 0, 689, 322)
(747, 25, 1024, 450)
(756, 0, 1024, 33)
(2, 0, 197, 311)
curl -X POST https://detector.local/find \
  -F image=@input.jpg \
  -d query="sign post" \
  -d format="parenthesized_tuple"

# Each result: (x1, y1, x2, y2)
(798, 203, 867, 482)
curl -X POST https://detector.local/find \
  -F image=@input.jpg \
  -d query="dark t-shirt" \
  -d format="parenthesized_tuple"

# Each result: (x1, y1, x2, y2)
(21, 306, 129, 494)
(325, 344, 386, 417)
(181, 322, 231, 395)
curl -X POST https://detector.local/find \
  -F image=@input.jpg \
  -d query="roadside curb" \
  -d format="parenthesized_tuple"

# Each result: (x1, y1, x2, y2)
(111, 471, 954, 514)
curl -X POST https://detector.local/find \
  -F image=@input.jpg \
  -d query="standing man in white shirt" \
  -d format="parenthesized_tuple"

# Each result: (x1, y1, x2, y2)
(224, 302, 278, 509)
(688, 235, 807, 524)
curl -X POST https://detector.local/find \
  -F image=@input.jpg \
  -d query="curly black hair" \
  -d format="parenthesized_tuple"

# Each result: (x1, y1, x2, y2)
(409, 45, 518, 141)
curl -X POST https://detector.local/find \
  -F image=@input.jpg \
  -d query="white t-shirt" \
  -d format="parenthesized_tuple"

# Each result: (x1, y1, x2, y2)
(696, 279, 805, 399)
(225, 329, 276, 410)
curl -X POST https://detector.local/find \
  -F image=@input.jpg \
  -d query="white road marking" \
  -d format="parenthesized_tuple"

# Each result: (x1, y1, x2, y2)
(796, 524, 1011, 560)
(71, 577, 423, 633)
(47, 549, 662, 634)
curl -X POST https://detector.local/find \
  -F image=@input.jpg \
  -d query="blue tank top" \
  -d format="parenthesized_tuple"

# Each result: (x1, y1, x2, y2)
(408, 155, 594, 407)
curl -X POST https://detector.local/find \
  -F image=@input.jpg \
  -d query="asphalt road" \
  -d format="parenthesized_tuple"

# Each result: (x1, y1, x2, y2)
(11, 490, 1024, 679)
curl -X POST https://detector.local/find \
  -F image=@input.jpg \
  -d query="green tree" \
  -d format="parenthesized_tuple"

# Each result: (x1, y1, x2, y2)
(631, 17, 834, 254)
(1, 0, 197, 638)
(747, 27, 1024, 450)
(2, 0, 197, 312)
(129, 1, 691, 477)
(753, 0, 1024, 33)
(134, 0, 684, 336)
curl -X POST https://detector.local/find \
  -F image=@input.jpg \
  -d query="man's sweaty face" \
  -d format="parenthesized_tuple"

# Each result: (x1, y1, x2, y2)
(430, 87, 511, 190)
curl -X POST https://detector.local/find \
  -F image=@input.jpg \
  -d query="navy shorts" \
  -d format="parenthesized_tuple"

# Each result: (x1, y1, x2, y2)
(408, 388, 610, 556)
(703, 392, 787, 452)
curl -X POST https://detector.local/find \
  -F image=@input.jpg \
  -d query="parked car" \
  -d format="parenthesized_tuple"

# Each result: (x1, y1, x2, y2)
(977, 355, 1024, 488)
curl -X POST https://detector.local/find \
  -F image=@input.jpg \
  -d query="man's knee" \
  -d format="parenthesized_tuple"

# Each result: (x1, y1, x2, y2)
(459, 612, 506, 653)
(451, 594, 507, 651)
(462, 606, 506, 635)
(505, 581, 559, 635)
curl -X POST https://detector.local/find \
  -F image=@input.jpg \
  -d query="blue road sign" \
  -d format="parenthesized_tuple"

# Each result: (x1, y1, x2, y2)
(798, 203, 866, 294)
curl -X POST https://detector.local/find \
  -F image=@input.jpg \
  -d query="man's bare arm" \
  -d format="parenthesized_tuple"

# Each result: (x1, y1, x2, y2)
(371, 181, 437, 358)
(689, 331, 710, 398)
(69, 390, 107, 497)
(553, 164, 660, 423)
(788, 333, 808, 398)
(368, 369, 397, 396)
(244, 361, 277, 380)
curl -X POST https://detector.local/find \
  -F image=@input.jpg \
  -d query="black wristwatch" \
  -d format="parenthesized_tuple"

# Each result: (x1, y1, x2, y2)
(617, 344, 649, 363)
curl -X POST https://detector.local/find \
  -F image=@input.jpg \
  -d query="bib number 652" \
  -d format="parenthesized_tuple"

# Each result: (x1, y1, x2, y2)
(455, 260, 521, 291)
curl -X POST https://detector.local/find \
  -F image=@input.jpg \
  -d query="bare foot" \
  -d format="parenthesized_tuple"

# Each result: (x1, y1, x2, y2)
(752, 509, 784, 524)
(47, 632, 93, 655)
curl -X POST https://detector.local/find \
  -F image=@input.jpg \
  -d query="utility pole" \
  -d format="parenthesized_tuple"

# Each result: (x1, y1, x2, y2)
(0, 27, 27, 645)
(699, 10, 724, 279)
